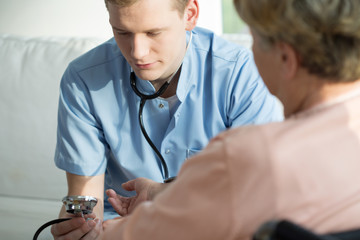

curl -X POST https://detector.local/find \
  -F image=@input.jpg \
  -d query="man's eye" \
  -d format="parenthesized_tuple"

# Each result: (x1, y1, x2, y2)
(116, 31, 129, 36)
(147, 32, 160, 37)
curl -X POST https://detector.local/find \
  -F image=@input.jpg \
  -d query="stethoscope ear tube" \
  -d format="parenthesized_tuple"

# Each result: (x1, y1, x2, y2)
(130, 72, 170, 99)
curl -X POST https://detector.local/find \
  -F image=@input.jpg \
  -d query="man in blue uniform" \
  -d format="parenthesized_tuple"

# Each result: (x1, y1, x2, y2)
(51, 0, 283, 238)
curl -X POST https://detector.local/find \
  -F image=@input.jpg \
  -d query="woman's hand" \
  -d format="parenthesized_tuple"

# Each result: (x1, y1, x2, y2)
(106, 177, 167, 216)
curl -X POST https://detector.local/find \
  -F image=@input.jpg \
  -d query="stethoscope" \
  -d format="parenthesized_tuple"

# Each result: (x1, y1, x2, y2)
(130, 31, 193, 183)
(33, 196, 98, 239)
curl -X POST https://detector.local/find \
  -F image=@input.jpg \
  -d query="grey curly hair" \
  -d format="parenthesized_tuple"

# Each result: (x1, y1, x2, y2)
(234, 0, 360, 82)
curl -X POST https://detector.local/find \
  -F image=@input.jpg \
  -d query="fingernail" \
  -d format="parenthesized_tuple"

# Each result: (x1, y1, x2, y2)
(75, 217, 86, 224)
(87, 220, 96, 228)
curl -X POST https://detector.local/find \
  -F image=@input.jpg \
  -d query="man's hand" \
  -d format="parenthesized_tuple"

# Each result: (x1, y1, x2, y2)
(106, 177, 166, 216)
(51, 213, 102, 240)
(51, 173, 105, 239)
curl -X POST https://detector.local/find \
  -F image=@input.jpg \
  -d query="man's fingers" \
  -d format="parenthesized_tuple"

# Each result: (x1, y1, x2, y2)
(84, 213, 97, 220)
(81, 219, 102, 240)
(51, 217, 85, 236)
(66, 220, 96, 239)
(56, 220, 96, 240)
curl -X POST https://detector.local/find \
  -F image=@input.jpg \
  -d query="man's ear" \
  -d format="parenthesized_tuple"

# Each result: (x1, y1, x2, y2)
(278, 42, 300, 80)
(184, 0, 199, 31)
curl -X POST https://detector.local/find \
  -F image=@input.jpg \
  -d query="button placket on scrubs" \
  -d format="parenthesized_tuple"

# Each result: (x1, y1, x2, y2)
(145, 98, 172, 153)
(158, 100, 186, 177)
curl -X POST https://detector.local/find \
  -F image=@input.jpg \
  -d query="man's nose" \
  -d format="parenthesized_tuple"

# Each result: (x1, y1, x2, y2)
(131, 34, 150, 60)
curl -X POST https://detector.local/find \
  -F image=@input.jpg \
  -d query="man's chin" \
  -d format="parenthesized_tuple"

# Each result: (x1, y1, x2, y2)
(133, 70, 161, 81)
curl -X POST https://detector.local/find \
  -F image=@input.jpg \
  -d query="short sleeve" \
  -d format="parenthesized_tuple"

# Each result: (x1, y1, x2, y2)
(226, 49, 284, 126)
(54, 65, 108, 176)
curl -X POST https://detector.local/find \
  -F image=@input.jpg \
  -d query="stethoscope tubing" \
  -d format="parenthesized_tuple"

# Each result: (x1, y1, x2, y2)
(129, 31, 192, 182)
(33, 218, 71, 240)
(130, 72, 171, 180)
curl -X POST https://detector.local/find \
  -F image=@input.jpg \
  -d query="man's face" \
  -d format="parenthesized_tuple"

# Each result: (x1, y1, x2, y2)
(108, 0, 188, 82)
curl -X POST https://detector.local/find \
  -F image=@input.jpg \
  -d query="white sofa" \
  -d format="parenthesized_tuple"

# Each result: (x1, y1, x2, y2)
(0, 34, 106, 239)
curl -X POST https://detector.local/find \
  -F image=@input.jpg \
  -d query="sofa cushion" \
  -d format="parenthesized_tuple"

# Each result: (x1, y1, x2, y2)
(0, 34, 104, 200)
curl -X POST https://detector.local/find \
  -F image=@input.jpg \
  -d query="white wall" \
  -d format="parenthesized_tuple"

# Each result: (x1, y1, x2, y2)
(0, 0, 112, 38)
(0, 0, 223, 38)
(197, 0, 223, 34)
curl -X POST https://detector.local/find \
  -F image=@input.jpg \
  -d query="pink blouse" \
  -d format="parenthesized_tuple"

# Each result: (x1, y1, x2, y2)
(103, 92, 360, 240)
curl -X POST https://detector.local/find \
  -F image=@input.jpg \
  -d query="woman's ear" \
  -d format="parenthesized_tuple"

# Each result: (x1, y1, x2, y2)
(278, 42, 300, 80)
(184, 0, 199, 31)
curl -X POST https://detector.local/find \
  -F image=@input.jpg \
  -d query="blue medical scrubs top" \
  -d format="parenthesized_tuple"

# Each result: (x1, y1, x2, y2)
(55, 27, 283, 218)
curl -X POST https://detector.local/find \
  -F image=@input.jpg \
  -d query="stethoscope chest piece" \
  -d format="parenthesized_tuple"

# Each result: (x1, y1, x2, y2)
(62, 195, 98, 216)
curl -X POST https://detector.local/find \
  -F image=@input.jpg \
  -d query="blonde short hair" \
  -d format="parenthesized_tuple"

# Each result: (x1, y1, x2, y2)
(105, 0, 189, 16)
(234, 0, 360, 82)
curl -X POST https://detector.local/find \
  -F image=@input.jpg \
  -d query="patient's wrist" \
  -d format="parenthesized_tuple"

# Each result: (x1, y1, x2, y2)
(148, 181, 172, 200)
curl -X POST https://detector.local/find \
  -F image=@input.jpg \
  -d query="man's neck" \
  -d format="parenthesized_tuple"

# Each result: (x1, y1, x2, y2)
(150, 68, 181, 99)
(159, 70, 180, 98)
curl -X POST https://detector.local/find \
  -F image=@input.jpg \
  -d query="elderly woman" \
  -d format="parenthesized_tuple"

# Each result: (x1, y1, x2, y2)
(64, 0, 360, 239)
